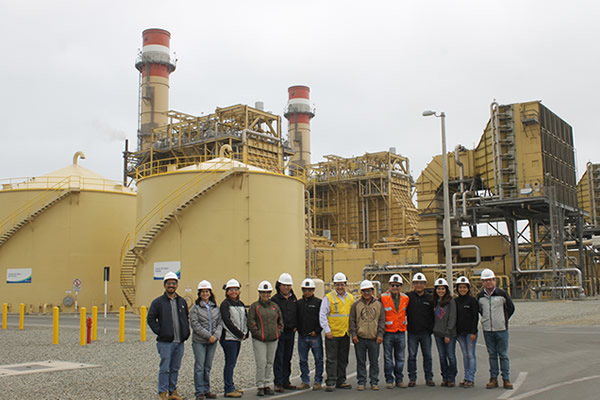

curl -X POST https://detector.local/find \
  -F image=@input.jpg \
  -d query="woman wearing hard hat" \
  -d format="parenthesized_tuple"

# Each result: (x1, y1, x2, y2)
(432, 278, 457, 387)
(219, 279, 248, 398)
(248, 281, 284, 396)
(190, 280, 223, 400)
(454, 276, 478, 388)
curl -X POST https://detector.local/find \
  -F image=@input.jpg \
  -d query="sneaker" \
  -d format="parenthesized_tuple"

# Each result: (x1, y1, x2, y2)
(426, 380, 435, 387)
(386, 383, 394, 389)
(356, 385, 365, 391)
(325, 385, 335, 392)
(408, 381, 416, 388)
(503, 379, 514, 390)
(205, 393, 217, 399)
(224, 392, 242, 398)
(256, 388, 265, 397)
(168, 390, 184, 400)
(463, 380, 474, 388)
(371, 385, 379, 391)
(336, 383, 352, 389)
(312, 383, 322, 391)
(297, 383, 310, 390)
(274, 386, 284, 393)
(283, 384, 297, 390)
(263, 387, 275, 395)
(159, 393, 168, 400)
(396, 381, 408, 388)
(486, 377, 498, 389)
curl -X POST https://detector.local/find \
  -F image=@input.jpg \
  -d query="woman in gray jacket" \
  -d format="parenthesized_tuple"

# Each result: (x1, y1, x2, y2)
(432, 278, 457, 387)
(191, 280, 223, 400)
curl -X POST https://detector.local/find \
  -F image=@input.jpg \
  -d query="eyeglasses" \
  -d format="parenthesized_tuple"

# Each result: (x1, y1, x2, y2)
(390, 284, 401, 288)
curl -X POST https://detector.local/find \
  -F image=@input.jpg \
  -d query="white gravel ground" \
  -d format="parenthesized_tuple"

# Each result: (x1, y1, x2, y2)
(0, 298, 598, 399)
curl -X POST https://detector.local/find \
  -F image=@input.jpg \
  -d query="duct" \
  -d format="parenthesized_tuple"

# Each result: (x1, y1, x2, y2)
(73, 151, 86, 166)
(454, 145, 464, 193)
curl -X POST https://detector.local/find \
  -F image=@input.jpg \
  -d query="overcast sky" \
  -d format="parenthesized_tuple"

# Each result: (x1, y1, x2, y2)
(2, 0, 598, 186)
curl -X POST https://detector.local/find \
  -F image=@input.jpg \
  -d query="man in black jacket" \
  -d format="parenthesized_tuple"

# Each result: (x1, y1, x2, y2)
(406, 273, 435, 387)
(296, 278, 324, 390)
(147, 272, 190, 400)
(271, 273, 298, 392)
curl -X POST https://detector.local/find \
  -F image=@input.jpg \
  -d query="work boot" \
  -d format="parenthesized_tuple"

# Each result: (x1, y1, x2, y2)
(426, 379, 435, 387)
(297, 383, 310, 390)
(503, 379, 514, 390)
(463, 380, 474, 388)
(396, 381, 408, 388)
(356, 385, 365, 391)
(408, 381, 416, 388)
(256, 388, 265, 397)
(263, 387, 275, 395)
(224, 392, 241, 398)
(196, 396, 205, 400)
(159, 393, 168, 400)
(486, 377, 498, 389)
(385, 382, 394, 389)
(312, 383, 322, 391)
(274, 386, 284, 393)
(204, 392, 217, 399)
(371, 385, 379, 391)
(325, 385, 335, 392)
(168, 390, 184, 400)
(336, 383, 352, 389)
(283, 384, 297, 390)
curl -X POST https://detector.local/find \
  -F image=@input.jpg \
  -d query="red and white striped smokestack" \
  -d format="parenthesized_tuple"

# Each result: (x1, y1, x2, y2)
(284, 86, 315, 167)
(135, 28, 176, 151)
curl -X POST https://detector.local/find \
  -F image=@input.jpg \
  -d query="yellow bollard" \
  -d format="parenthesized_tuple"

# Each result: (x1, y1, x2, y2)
(19, 303, 24, 330)
(91, 306, 98, 341)
(119, 306, 125, 343)
(53, 307, 59, 344)
(140, 306, 147, 342)
(2, 303, 7, 329)
(80, 307, 86, 346)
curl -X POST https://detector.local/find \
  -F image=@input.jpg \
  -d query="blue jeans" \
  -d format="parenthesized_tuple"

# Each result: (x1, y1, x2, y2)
(220, 340, 242, 393)
(156, 341, 184, 394)
(298, 334, 324, 384)
(456, 333, 477, 382)
(383, 331, 406, 384)
(407, 332, 433, 382)
(192, 342, 217, 396)
(483, 330, 510, 380)
(434, 335, 457, 382)
(274, 331, 295, 386)
(354, 337, 380, 386)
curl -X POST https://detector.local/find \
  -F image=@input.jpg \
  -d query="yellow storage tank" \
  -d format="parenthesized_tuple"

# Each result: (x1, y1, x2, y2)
(0, 153, 136, 313)
(124, 157, 305, 308)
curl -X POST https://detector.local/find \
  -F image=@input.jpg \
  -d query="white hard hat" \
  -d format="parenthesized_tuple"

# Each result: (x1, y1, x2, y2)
(333, 272, 347, 283)
(278, 273, 293, 285)
(389, 274, 403, 284)
(481, 269, 496, 280)
(258, 280, 273, 292)
(197, 280, 212, 290)
(163, 272, 179, 282)
(301, 278, 316, 289)
(456, 276, 471, 286)
(360, 280, 374, 290)
(225, 278, 241, 289)
(412, 272, 427, 282)
(434, 278, 449, 287)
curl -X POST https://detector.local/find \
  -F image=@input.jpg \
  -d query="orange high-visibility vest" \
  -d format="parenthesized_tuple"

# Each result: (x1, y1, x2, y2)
(380, 292, 409, 333)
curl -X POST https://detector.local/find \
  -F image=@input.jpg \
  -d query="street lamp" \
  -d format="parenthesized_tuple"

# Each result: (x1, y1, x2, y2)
(423, 110, 453, 293)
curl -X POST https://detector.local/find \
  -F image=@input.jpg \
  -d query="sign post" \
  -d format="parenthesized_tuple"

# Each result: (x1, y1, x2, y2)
(103, 266, 110, 334)
(73, 278, 81, 313)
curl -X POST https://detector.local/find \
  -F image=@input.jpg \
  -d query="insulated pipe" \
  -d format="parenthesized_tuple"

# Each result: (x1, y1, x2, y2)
(454, 145, 464, 192)
(73, 151, 86, 166)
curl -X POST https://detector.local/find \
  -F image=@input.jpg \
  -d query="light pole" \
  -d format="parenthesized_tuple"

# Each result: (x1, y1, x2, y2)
(423, 110, 453, 293)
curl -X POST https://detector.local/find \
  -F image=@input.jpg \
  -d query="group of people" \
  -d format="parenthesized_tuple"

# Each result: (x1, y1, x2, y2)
(146, 268, 515, 400)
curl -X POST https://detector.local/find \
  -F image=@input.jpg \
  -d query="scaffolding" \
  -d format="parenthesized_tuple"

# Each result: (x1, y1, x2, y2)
(124, 104, 296, 184)
(307, 151, 418, 248)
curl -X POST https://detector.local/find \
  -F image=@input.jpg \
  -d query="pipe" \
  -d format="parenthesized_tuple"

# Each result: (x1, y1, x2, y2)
(305, 190, 312, 277)
(73, 151, 86, 166)
(219, 144, 233, 158)
(454, 145, 464, 193)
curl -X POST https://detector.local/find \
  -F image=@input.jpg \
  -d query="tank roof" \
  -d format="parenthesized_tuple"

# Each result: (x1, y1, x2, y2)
(179, 157, 268, 173)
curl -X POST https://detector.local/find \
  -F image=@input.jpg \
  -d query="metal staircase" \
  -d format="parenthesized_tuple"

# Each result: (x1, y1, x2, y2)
(0, 178, 77, 247)
(493, 105, 518, 198)
(120, 166, 244, 307)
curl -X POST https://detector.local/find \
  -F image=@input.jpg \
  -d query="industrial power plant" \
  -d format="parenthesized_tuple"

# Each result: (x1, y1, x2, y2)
(1, 28, 599, 314)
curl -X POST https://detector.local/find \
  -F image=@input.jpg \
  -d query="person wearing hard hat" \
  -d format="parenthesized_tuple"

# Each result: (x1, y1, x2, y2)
(476, 269, 515, 390)
(454, 276, 478, 388)
(319, 272, 355, 391)
(380, 274, 410, 389)
(432, 278, 457, 387)
(219, 279, 248, 398)
(271, 273, 298, 392)
(296, 278, 324, 391)
(406, 272, 435, 388)
(147, 272, 190, 400)
(190, 280, 223, 400)
(248, 281, 284, 396)
(349, 280, 385, 391)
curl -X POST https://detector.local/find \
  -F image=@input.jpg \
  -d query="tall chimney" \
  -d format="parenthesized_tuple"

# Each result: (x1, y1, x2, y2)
(284, 86, 315, 167)
(135, 28, 176, 151)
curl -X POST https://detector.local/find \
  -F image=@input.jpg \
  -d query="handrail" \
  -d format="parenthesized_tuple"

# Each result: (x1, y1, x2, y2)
(0, 176, 130, 192)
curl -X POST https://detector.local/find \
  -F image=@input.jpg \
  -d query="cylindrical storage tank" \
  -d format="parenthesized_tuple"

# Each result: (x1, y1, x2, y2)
(0, 154, 136, 313)
(132, 158, 305, 307)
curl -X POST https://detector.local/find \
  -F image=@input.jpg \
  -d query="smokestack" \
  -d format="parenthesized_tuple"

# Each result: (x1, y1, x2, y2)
(135, 28, 176, 151)
(284, 85, 315, 167)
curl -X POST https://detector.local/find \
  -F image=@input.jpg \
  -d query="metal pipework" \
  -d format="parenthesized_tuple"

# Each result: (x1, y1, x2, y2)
(73, 151, 86, 166)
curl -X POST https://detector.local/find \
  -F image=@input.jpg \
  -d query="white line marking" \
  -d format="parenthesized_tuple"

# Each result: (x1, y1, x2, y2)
(505, 375, 600, 400)
(497, 371, 528, 399)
